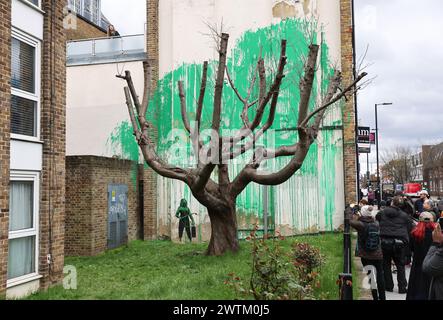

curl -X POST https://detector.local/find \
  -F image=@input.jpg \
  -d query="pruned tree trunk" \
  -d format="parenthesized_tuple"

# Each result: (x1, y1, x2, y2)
(117, 31, 367, 256)
(206, 201, 239, 256)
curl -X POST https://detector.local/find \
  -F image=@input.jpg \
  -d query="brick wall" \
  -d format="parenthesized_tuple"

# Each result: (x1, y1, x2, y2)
(39, 0, 67, 290)
(0, 0, 11, 298)
(143, 0, 159, 240)
(340, 0, 358, 206)
(66, 15, 106, 41)
(65, 156, 141, 256)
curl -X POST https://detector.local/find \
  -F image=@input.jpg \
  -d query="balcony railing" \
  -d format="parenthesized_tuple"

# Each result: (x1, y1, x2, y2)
(67, 34, 146, 66)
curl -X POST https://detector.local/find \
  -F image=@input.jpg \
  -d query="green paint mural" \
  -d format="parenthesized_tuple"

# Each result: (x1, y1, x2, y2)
(107, 120, 139, 187)
(108, 18, 343, 233)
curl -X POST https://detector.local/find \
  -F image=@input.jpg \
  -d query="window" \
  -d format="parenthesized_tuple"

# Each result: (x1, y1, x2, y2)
(68, 0, 82, 13)
(7, 172, 39, 284)
(91, 0, 101, 26)
(25, 0, 40, 7)
(83, 0, 92, 21)
(11, 30, 40, 139)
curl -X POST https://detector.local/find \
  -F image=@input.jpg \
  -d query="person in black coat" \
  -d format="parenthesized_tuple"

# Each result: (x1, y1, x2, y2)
(422, 222, 443, 299)
(376, 196, 413, 294)
(406, 212, 436, 300)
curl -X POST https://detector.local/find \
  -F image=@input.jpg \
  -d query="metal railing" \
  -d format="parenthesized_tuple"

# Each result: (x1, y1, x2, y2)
(67, 34, 145, 60)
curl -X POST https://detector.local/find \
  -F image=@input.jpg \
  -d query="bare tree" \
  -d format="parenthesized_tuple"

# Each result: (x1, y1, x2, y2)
(381, 146, 418, 184)
(117, 33, 367, 256)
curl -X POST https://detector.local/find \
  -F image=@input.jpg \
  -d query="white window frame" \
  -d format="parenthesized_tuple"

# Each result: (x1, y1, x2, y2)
(7, 171, 41, 288)
(11, 28, 41, 143)
(22, 0, 41, 10)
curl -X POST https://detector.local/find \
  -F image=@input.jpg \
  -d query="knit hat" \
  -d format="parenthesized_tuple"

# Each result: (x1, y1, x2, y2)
(361, 205, 374, 217)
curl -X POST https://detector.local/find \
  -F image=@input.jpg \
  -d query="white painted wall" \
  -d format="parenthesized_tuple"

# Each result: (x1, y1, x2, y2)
(66, 61, 144, 158)
(157, 0, 346, 237)
(11, 0, 44, 40)
(10, 140, 42, 171)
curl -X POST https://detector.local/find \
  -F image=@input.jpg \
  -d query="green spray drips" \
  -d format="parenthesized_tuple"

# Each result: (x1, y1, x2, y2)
(108, 18, 342, 232)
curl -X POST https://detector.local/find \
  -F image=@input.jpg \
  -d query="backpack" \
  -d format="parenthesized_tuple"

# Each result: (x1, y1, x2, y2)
(363, 222, 380, 252)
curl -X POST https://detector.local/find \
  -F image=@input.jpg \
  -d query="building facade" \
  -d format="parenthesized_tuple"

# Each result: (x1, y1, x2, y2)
(65, 0, 358, 245)
(424, 143, 443, 198)
(0, 0, 66, 299)
(66, 0, 110, 41)
(109, 0, 357, 240)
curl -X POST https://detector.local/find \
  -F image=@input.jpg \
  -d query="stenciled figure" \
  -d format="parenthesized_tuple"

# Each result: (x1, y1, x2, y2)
(175, 199, 195, 242)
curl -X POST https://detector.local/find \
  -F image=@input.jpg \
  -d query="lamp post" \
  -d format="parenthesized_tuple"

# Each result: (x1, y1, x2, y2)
(375, 102, 393, 208)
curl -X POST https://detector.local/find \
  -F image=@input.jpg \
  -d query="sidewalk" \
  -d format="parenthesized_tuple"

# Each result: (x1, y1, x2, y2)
(353, 234, 411, 300)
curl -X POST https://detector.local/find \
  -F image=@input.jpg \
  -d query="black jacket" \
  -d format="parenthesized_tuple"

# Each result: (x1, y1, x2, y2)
(406, 228, 434, 300)
(422, 243, 443, 300)
(376, 206, 413, 243)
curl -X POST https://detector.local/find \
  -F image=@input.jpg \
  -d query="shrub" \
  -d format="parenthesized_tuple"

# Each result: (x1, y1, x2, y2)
(225, 226, 324, 300)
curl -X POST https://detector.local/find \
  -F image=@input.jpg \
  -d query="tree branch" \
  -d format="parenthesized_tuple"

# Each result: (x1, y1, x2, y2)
(300, 72, 368, 128)
(140, 60, 152, 125)
(192, 61, 209, 161)
(178, 81, 191, 134)
(118, 72, 193, 184)
(124, 86, 141, 142)
(225, 65, 246, 103)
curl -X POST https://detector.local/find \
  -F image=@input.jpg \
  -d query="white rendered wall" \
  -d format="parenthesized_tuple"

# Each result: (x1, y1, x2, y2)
(66, 61, 145, 158)
(156, 0, 345, 236)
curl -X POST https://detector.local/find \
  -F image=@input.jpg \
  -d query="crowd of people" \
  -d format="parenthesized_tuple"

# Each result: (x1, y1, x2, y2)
(348, 192, 443, 300)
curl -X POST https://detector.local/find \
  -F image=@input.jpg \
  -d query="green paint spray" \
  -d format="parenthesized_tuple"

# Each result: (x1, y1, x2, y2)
(108, 18, 342, 233)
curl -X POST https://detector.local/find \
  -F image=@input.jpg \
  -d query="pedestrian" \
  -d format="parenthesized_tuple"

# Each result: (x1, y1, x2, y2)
(107, 24, 121, 37)
(406, 212, 436, 300)
(376, 196, 413, 294)
(349, 205, 386, 300)
(423, 199, 438, 222)
(437, 200, 443, 218)
(415, 190, 428, 215)
(175, 198, 195, 242)
(368, 188, 375, 206)
(422, 221, 443, 300)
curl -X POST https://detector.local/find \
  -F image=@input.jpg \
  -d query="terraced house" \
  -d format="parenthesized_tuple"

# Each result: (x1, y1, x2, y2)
(0, 0, 66, 299)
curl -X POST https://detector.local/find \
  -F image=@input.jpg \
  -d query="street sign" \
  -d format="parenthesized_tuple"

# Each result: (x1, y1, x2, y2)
(358, 126, 371, 153)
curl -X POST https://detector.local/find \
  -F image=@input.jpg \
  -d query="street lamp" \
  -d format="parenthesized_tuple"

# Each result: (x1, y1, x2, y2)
(375, 102, 393, 208)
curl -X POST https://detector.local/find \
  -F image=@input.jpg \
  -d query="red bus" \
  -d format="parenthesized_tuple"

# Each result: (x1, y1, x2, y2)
(403, 183, 422, 197)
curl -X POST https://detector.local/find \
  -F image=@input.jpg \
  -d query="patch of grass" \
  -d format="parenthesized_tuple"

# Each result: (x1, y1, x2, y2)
(27, 233, 344, 300)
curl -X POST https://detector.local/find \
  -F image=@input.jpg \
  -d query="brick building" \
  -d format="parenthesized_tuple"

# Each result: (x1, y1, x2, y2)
(424, 143, 443, 198)
(0, 0, 66, 299)
(65, 0, 110, 41)
(65, 21, 149, 254)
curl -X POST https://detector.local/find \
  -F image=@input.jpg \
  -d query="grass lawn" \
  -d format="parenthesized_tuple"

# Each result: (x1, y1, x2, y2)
(27, 233, 356, 300)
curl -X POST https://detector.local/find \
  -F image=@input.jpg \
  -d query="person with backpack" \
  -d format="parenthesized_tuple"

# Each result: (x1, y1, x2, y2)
(376, 196, 413, 294)
(406, 212, 436, 300)
(349, 205, 386, 300)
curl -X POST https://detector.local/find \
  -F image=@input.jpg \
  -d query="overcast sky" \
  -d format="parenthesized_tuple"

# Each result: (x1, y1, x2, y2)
(101, 0, 146, 35)
(355, 0, 443, 174)
(100, 0, 443, 174)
